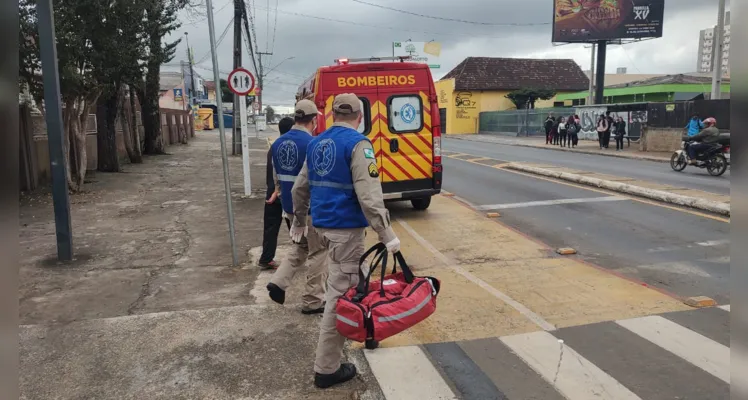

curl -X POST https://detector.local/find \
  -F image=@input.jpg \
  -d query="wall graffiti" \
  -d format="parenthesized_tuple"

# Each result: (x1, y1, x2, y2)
(455, 91, 477, 120)
(577, 106, 606, 140)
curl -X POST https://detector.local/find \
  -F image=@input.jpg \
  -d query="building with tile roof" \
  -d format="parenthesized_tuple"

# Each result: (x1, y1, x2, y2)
(435, 57, 589, 134)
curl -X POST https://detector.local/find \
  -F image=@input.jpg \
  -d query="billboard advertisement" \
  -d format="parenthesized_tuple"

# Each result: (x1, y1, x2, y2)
(393, 41, 442, 69)
(552, 0, 664, 42)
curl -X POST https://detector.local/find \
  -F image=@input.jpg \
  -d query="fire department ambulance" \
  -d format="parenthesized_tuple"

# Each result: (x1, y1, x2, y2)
(296, 56, 442, 210)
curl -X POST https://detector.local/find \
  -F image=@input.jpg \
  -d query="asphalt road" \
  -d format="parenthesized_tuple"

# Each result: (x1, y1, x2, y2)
(442, 154, 730, 304)
(445, 138, 731, 195)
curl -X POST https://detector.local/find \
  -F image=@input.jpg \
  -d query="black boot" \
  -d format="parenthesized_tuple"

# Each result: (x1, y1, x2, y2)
(314, 363, 357, 388)
(266, 282, 285, 305)
(365, 339, 379, 350)
(301, 303, 325, 315)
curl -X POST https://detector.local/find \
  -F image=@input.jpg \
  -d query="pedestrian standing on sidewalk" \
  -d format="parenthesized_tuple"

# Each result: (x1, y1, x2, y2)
(258, 117, 295, 270)
(566, 114, 579, 148)
(266, 100, 328, 315)
(290, 93, 401, 389)
(557, 117, 568, 147)
(596, 114, 608, 149)
(614, 116, 627, 151)
(604, 111, 615, 148)
(544, 113, 555, 144)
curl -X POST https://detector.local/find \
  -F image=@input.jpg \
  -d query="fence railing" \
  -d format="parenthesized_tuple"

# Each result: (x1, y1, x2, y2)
(479, 107, 571, 137)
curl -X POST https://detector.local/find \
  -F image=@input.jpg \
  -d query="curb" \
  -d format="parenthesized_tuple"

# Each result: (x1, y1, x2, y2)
(451, 136, 669, 163)
(505, 163, 730, 217)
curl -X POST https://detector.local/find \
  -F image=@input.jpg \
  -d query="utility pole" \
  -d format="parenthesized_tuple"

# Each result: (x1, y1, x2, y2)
(594, 40, 607, 104)
(588, 43, 596, 105)
(232, 0, 242, 155)
(256, 51, 273, 116)
(37, 0, 73, 261)
(205, 0, 239, 266)
(185, 32, 197, 108)
(711, 0, 726, 100)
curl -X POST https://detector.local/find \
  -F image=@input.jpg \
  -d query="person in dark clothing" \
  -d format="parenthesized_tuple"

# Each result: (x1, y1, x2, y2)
(604, 111, 615, 148)
(258, 117, 295, 269)
(614, 116, 627, 151)
(566, 114, 579, 148)
(557, 117, 568, 147)
(596, 114, 608, 149)
(544, 114, 555, 144)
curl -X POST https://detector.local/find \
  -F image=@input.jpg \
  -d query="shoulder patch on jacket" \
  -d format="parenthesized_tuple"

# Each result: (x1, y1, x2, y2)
(367, 163, 379, 178)
(364, 148, 375, 159)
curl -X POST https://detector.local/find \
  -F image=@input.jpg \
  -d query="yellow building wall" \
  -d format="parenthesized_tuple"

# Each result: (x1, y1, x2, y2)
(434, 80, 578, 135)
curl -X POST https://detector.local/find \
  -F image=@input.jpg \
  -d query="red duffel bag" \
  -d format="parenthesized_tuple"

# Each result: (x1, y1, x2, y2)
(336, 243, 441, 344)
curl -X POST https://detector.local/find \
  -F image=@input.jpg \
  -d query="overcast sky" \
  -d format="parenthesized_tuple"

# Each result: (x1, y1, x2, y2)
(165, 0, 729, 107)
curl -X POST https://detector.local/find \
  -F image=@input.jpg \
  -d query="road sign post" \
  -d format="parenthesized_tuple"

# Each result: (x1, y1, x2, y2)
(228, 67, 256, 197)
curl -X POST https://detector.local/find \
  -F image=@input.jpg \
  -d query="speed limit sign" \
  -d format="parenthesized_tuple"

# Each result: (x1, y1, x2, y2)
(252, 102, 260, 111)
(227, 67, 256, 96)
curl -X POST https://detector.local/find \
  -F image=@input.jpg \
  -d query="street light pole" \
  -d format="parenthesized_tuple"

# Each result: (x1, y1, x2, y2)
(205, 0, 239, 266)
(37, 0, 73, 261)
(185, 32, 197, 108)
(710, 0, 726, 100)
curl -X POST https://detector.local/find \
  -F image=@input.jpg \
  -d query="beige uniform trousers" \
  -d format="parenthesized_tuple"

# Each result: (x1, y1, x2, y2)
(313, 227, 366, 375)
(269, 216, 327, 310)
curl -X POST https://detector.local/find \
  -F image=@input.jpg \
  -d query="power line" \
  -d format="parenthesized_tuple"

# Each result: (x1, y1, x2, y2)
(265, 0, 270, 52)
(182, 0, 233, 26)
(240, 0, 260, 77)
(350, 0, 550, 26)
(268, 0, 279, 65)
(195, 16, 234, 65)
(251, 5, 539, 38)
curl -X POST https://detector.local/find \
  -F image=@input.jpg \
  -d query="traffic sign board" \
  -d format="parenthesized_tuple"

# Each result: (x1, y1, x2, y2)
(252, 102, 259, 111)
(227, 67, 255, 96)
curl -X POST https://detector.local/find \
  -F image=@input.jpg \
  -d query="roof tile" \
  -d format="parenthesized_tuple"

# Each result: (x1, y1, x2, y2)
(441, 57, 589, 92)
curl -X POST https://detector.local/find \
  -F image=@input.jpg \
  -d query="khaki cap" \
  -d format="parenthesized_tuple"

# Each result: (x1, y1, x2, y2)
(332, 93, 361, 114)
(294, 99, 320, 118)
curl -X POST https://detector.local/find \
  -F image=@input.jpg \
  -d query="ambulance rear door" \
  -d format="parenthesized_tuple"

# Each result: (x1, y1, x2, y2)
(375, 68, 434, 194)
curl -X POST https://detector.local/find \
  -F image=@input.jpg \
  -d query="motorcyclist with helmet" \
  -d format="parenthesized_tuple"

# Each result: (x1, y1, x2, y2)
(685, 117, 720, 164)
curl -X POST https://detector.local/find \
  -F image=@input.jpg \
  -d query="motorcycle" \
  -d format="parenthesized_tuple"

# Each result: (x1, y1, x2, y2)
(670, 134, 730, 176)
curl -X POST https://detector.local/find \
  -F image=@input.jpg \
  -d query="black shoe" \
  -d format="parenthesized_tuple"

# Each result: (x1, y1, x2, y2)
(301, 303, 325, 315)
(314, 363, 357, 389)
(365, 339, 379, 350)
(266, 283, 285, 305)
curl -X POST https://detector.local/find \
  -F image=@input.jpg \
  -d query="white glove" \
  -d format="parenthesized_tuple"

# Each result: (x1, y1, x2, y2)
(290, 225, 308, 243)
(282, 211, 292, 221)
(385, 237, 401, 253)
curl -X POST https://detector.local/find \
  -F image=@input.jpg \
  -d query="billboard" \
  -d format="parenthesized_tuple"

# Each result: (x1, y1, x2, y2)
(552, 0, 664, 43)
(393, 41, 442, 69)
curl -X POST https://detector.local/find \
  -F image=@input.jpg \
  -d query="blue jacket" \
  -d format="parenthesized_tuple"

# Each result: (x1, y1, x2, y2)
(272, 128, 313, 214)
(306, 125, 369, 229)
(686, 118, 704, 136)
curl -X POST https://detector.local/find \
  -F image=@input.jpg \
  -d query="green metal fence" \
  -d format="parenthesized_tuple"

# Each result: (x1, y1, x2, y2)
(479, 108, 573, 136)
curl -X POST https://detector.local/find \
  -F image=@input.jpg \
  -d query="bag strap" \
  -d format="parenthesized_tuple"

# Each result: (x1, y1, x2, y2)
(392, 252, 415, 284)
(354, 243, 388, 301)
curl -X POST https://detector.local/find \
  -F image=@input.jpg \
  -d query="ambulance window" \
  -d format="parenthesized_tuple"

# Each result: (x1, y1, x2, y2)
(357, 97, 371, 135)
(387, 95, 423, 133)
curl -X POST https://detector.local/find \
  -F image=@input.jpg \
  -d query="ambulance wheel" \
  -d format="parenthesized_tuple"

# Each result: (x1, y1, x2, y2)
(411, 197, 431, 211)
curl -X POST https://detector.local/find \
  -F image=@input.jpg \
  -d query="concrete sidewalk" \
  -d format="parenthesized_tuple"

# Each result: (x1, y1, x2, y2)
(452, 134, 672, 163)
(19, 130, 382, 399)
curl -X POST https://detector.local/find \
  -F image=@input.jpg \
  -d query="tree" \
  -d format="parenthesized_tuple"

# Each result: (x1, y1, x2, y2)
(264, 105, 276, 122)
(505, 88, 556, 109)
(138, 0, 190, 155)
(219, 79, 233, 103)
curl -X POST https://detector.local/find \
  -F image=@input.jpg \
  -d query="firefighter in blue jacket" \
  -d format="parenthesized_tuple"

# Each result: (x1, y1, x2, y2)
(266, 100, 327, 314)
(291, 93, 401, 388)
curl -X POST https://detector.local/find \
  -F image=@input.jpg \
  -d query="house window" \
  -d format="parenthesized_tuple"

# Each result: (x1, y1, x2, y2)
(387, 95, 423, 133)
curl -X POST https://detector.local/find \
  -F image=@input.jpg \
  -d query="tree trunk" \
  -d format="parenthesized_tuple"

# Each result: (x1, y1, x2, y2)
(62, 99, 76, 191)
(119, 86, 137, 163)
(129, 86, 143, 163)
(143, 59, 165, 154)
(97, 91, 121, 172)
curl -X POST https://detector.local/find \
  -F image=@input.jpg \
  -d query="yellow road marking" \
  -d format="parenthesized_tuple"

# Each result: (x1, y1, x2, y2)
(444, 154, 729, 223)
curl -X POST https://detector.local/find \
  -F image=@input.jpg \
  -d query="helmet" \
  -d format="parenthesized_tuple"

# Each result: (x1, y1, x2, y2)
(703, 117, 717, 126)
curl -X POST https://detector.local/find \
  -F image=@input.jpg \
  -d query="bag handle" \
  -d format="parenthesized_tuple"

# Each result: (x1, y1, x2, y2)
(354, 243, 388, 301)
(377, 251, 415, 297)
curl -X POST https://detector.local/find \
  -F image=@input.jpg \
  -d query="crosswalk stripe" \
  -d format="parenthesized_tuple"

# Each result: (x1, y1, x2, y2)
(616, 316, 730, 383)
(719, 304, 730, 311)
(500, 331, 642, 400)
(364, 346, 458, 400)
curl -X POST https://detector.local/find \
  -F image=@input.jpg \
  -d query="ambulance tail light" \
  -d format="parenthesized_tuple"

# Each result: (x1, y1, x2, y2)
(433, 125, 442, 165)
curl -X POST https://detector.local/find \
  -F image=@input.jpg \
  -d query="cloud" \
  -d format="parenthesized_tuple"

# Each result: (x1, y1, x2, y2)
(170, 0, 729, 106)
